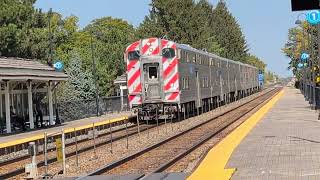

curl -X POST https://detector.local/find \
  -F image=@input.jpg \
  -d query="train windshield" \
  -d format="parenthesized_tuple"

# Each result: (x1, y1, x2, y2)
(128, 50, 140, 60)
(149, 66, 158, 79)
(162, 48, 175, 58)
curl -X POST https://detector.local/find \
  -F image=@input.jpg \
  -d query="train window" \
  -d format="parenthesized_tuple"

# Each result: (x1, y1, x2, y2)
(182, 77, 189, 90)
(202, 78, 205, 88)
(162, 48, 175, 58)
(186, 52, 189, 62)
(180, 52, 185, 63)
(182, 77, 185, 89)
(128, 50, 140, 60)
(180, 51, 184, 61)
(202, 55, 205, 65)
(148, 66, 158, 79)
(186, 77, 189, 89)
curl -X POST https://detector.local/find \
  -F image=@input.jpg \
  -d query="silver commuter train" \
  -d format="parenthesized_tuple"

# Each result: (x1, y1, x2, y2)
(125, 38, 260, 119)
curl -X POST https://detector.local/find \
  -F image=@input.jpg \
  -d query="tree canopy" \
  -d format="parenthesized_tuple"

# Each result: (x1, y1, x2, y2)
(282, 21, 314, 79)
(0, 0, 269, 102)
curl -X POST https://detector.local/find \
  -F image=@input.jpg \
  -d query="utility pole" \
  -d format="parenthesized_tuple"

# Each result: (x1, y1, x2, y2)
(48, 8, 53, 66)
(90, 36, 100, 117)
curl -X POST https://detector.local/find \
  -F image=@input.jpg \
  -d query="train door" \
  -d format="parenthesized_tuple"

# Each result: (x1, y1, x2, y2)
(143, 63, 161, 100)
(195, 71, 201, 107)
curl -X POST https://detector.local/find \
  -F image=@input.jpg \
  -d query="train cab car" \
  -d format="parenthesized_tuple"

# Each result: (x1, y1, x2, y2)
(125, 38, 180, 109)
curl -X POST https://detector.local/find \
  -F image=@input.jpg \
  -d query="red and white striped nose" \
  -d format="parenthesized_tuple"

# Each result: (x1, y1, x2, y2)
(141, 38, 160, 56)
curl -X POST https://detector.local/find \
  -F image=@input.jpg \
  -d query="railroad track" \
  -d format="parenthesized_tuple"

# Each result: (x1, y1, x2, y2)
(78, 87, 281, 179)
(0, 120, 166, 179)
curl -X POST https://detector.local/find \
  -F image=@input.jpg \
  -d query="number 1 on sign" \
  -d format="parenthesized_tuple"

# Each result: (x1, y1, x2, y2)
(312, 12, 318, 20)
(307, 10, 320, 24)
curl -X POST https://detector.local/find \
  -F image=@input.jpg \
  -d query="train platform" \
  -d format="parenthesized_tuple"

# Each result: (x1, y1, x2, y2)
(0, 112, 133, 148)
(189, 86, 320, 179)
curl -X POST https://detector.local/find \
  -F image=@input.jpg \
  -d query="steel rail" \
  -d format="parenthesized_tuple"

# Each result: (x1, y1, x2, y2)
(143, 88, 281, 179)
(78, 87, 279, 179)
(0, 121, 163, 179)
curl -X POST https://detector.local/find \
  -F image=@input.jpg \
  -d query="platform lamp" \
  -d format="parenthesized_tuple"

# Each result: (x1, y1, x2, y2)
(89, 29, 104, 117)
(295, 13, 309, 100)
(48, 8, 64, 124)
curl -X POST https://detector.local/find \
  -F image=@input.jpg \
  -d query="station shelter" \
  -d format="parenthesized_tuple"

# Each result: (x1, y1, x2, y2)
(114, 73, 128, 111)
(0, 57, 67, 133)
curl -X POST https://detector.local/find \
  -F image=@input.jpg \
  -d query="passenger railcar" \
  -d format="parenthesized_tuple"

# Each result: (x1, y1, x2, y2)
(125, 37, 260, 119)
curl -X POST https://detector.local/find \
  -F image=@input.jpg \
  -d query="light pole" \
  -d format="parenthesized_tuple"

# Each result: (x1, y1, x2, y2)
(90, 35, 100, 117)
(295, 14, 308, 99)
(48, 8, 53, 66)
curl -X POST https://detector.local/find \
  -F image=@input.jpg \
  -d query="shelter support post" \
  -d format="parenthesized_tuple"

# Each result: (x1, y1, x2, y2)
(0, 83, 2, 119)
(120, 88, 124, 111)
(5, 81, 11, 133)
(28, 81, 34, 129)
(48, 81, 54, 125)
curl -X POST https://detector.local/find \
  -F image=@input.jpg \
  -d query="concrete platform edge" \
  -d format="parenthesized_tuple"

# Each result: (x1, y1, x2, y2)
(0, 116, 130, 149)
(188, 89, 284, 180)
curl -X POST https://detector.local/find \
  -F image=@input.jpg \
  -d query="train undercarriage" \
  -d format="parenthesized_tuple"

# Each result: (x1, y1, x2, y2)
(133, 87, 261, 122)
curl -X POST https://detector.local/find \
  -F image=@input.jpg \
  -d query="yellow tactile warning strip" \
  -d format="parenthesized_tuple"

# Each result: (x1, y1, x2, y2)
(0, 116, 129, 149)
(188, 89, 285, 180)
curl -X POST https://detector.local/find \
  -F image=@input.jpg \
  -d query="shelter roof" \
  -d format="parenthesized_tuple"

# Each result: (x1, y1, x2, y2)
(0, 57, 68, 81)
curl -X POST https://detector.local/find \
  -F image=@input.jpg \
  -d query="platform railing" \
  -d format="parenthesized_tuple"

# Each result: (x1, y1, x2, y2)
(57, 95, 129, 123)
(0, 95, 129, 134)
(300, 82, 320, 110)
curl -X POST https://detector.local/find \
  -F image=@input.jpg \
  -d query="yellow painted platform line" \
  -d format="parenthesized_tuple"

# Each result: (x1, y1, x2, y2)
(0, 116, 129, 149)
(188, 90, 284, 180)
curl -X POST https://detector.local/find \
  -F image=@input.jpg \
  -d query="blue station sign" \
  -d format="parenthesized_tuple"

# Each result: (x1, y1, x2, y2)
(258, 73, 264, 82)
(53, 61, 64, 71)
(306, 10, 320, 25)
(301, 52, 310, 61)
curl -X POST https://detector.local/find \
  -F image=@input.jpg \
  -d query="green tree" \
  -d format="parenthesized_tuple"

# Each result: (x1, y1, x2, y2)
(246, 54, 266, 72)
(58, 51, 95, 102)
(282, 21, 313, 78)
(211, 1, 248, 62)
(138, 0, 223, 55)
(0, 0, 73, 60)
(138, 0, 195, 44)
(83, 17, 136, 96)
(264, 71, 278, 83)
(192, 0, 224, 55)
(0, 0, 47, 58)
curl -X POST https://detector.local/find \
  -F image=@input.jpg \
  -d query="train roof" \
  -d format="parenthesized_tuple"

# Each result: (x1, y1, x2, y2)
(177, 43, 257, 69)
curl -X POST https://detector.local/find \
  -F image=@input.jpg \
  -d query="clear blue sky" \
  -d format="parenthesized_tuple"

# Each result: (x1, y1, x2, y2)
(35, 0, 302, 77)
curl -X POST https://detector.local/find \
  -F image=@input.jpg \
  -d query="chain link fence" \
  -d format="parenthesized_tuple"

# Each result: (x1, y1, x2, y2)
(0, 95, 129, 134)
(57, 96, 129, 122)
